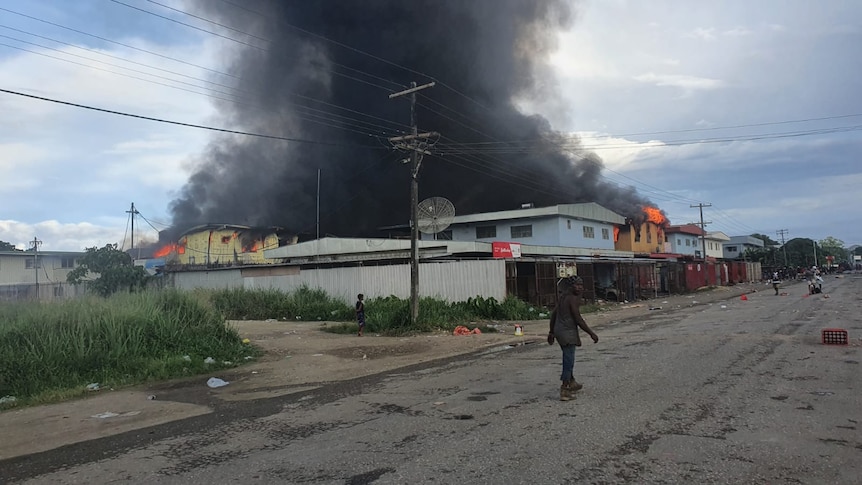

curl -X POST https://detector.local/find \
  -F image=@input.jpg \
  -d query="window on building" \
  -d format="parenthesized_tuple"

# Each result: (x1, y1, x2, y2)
(438, 230, 453, 240)
(677, 239, 682, 245)
(602, 228, 610, 240)
(61, 256, 76, 268)
(726, 246, 737, 252)
(510, 225, 532, 238)
(567, 220, 571, 229)
(188, 256, 196, 264)
(647, 228, 652, 244)
(475, 226, 496, 239)
(583, 226, 595, 238)
(686, 239, 691, 247)
(221, 236, 231, 244)
(25, 258, 41, 269)
(53, 286, 64, 298)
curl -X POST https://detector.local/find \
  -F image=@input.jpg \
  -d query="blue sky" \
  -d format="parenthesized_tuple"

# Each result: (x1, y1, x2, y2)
(1, 0, 861, 251)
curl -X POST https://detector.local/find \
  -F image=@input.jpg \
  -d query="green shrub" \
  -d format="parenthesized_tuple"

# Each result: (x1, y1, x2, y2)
(0, 290, 258, 405)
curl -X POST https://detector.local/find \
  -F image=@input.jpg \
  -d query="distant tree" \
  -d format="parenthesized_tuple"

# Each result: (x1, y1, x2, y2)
(743, 246, 777, 265)
(67, 244, 150, 297)
(750, 233, 779, 246)
(783, 237, 830, 268)
(0, 240, 21, 251)
(818, 236, 846, 263)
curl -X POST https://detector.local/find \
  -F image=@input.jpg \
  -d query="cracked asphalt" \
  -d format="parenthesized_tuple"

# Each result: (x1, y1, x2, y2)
(3, 276, 861, 484)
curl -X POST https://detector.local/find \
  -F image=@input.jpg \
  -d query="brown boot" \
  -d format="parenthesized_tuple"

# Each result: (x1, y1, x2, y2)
(559, 382, 572, 401)
(571, 380, 583, 392)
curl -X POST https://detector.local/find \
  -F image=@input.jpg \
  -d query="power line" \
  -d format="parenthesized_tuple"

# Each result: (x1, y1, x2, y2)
(0, 6, 235, 78)
(0, 88, 391, 149)
(0, 31, 408, 136)
(108, 0, 266, 50)
(432, 113, 862, 148)
(434, 124, 862, 153)
(112, 0, 403, 94)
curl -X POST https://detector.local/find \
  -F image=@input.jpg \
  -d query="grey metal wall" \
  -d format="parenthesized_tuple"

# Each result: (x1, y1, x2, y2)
(169, 259, 507, 304)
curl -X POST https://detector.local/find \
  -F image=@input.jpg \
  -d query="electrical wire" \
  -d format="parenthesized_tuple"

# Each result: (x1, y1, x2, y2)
(0, 88, 392, 149)
(0, 39, 406, 138)
(0, 6, 235, 78)
(110, 0, 404, 94)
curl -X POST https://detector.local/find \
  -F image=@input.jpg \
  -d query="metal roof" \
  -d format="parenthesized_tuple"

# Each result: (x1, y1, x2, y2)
(450, 202, 626, 225)
(0, 250, 84, 256)
(264, 237, 635, 264)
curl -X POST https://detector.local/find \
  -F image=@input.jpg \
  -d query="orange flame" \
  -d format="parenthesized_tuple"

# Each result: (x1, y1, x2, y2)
(154, 241, 185, 258)
(244, 240, 263, 253)
(643, 206, 668, 226)
(154, 243, 177, 258)
(613, 226, 620, 242)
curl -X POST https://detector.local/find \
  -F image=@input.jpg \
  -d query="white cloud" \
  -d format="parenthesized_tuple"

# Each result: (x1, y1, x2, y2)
(689, 27, 717, 41)
(633, 72, 724, 91)
(0, 28, 225, 249)
(0, 219, 134, 251)
(722, 27, 752, 37)
(573, 131, 665, 171)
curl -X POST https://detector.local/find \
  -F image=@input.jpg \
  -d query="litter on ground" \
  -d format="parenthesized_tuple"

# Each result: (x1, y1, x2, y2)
(453, 325, 482, 336)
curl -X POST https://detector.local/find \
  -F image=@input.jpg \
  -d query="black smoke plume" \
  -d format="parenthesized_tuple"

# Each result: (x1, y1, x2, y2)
(168, 0, 655, 241)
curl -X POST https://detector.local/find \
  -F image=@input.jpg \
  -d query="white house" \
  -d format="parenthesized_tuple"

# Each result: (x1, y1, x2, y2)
(706, 231, 731, 260)
(665, 224, 705, 257)
(723, 235, 765, 260)
(418, 202, 625, 251)
(0, 250, 86, 301)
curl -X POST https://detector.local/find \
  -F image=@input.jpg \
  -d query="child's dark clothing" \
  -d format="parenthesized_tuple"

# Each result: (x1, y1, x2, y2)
(355, 300, 365, 328)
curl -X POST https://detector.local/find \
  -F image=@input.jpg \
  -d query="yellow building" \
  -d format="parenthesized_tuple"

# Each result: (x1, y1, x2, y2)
(156, 224, 283, 266)
(614, 221, 667, 255)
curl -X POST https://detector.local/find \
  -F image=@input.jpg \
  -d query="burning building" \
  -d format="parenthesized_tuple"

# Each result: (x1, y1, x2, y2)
(614, 206, 671, 255)
(154, 225, 288, 267)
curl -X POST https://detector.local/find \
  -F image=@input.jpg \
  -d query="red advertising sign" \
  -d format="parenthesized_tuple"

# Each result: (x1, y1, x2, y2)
(492, 241, 522, 259)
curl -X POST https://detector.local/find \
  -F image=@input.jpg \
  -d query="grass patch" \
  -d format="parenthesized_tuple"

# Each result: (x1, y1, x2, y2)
(209, 287, 546, 336)
(323, 295, 544, 336)
(209, 286, 353, 321)
(0, 290, 259, 408)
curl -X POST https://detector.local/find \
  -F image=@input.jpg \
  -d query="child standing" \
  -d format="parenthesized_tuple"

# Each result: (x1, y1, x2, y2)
(355, 294, 366, 337)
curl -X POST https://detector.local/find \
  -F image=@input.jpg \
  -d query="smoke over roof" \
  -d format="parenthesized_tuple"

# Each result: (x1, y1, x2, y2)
(168, 0, 655, 240)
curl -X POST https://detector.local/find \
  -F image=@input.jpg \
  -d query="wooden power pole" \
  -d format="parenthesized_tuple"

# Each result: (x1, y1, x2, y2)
(388, 81, 437, 324)
(690, 203, 712, 286)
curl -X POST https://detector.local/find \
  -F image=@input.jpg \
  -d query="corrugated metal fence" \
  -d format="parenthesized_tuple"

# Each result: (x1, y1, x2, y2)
(168, 259, 507, 304)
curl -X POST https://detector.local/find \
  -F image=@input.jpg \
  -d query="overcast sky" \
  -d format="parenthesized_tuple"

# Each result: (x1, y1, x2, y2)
(1, 0, 860, 251)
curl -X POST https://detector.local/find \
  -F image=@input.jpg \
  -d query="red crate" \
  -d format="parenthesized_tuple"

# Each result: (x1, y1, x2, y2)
(821, 328, 849, 345)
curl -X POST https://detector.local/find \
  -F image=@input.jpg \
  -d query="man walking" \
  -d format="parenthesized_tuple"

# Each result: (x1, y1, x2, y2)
(548, 276, 599, 401)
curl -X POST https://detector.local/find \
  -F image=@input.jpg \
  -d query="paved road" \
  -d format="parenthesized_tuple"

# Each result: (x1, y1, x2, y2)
(4, 277, 861, 484)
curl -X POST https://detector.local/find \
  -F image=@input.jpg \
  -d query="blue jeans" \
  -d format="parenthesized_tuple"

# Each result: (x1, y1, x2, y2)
(560, 344, 576, 382)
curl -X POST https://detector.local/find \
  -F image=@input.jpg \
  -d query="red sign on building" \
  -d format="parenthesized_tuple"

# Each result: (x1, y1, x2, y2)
(492, 241, 522, 259)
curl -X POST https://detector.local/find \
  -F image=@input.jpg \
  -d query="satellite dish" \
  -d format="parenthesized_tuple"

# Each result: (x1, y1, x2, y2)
(417, 197, 455, 235)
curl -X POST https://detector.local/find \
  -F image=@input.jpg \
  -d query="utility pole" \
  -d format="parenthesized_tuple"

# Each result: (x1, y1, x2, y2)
(813, 239, 818, 268)
(389, 81, 437, 324)
(126, 202, 140, 257)
(776, 229, 789, 268)
(30, 236, 42, 299)
(690, 203, 712, 286)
